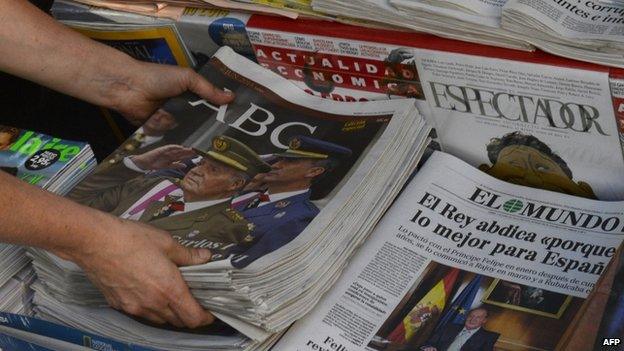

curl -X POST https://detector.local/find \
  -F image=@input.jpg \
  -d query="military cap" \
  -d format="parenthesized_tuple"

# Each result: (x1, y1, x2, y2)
(275, 135, 352, 160)
(193, 136, 271, 178)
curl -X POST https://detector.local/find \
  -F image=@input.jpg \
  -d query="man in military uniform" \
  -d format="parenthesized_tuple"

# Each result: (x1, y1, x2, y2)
(70, 135, 270, 261)
(103, 108, 179, 167)
(230, 135, 352, 268)
(68, 109, 182, 197)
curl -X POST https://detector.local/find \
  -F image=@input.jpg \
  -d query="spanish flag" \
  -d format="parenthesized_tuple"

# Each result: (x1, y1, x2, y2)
(387, 268, 460, 344)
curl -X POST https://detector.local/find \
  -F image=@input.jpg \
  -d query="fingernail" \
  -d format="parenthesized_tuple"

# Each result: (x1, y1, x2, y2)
(197, 249, 211, 261)
(222, 90, 234, 96)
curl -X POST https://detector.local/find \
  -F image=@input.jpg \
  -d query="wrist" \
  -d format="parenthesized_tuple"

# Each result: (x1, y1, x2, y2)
(52, 210, 121, 265)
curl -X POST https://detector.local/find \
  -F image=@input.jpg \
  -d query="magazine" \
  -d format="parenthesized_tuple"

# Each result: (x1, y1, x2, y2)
(28, 45, 429, 346)
(271, 151, 624, 351)
(0, 125, 95, 193)
(52, 0, 257, 63)
(64, 21, 196, 67)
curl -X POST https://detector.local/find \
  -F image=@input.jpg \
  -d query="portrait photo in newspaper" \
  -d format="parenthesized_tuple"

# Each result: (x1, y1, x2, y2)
(368, 261, 582, 351)
(67, 47, 397, 270)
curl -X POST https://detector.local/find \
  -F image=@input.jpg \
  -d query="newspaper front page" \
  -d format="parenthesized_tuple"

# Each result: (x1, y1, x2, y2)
(273, 152, 624, 351)
(409, 49, 624, 200)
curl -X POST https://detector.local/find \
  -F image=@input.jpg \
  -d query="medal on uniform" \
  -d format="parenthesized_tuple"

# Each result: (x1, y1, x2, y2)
(275, 200, 290, 209)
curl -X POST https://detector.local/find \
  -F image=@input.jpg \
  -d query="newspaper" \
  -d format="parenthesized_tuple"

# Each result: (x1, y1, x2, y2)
(505, 0, 624, 43)
(311, 0, 534, 51)
(502, 0, 624, 67)
(246, 16, 624, 201)
(70, 0, 300, 18)
(29, 45, 428, 343)
(408, 49, 624, 201)
(272, 152, 624, 351)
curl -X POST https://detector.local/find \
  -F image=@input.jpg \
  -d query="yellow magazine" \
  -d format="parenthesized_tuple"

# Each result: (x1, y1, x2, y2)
(69, 24, 194, 67)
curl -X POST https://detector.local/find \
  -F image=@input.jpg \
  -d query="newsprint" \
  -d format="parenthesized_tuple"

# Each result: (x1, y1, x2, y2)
(273, 152, 624, 351)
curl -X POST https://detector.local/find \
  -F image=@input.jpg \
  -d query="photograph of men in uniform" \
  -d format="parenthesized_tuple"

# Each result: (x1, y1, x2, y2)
(229, 135, 352, 268)
(101, 108, 179, 169)
(69, 135, 270, 261)
(478, 131, 596, 199)
(420, 307, 499, 351)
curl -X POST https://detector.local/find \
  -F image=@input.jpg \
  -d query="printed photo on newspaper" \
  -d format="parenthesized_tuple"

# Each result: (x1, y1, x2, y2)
(29, 46, 428, 345)
(273, 151, 624, 351)
(67, 48, 399, 269)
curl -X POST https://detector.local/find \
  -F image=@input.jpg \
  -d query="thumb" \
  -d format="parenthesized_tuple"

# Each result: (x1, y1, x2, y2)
(186, 70, 235, 106)
(168, 244, 212, 267)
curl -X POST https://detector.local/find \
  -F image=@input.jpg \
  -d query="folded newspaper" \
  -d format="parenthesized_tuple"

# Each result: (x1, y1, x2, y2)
(502, 0, 624, 68)
(270, 151, 624, 351)
(310, 0, 534, 51)
(29, 45, 431, 346)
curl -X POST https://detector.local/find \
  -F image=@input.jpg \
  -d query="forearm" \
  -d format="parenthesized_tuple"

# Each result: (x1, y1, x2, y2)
(0, 171, 112, 260)
(0, 0, 139, 110)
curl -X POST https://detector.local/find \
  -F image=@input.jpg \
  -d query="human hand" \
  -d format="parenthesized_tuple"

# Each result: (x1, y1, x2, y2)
(107, 61, 234, 125)
(130, 144, 197, 171)
(58, 215, 214, 328)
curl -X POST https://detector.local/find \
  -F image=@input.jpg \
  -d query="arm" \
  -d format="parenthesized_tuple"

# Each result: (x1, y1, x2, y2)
(1, 171, 214, 328)
(0, 0, 236, 328)
(0, 0, 233, 123)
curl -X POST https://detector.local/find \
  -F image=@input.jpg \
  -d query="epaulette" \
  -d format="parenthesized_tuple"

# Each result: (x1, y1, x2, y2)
(224, 207, 246, 222)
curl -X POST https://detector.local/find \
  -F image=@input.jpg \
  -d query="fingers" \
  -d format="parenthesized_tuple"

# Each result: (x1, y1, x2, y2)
(169, 282, 215, 328)
(167, 243, 212, 267)
(148, 306, 185, 328)
(167, 146, 196, 160)
(185, 69, 235, 106)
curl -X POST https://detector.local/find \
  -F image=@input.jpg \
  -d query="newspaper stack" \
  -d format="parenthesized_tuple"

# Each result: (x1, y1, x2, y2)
(29, 45, 430, 347)
(311, 0, 533, 50)
(0, 245, 33, 315)
(69, 0, 299, 18)
(0, 266, 35, 316)
(0, 126, 95, 318)
(264, 152, 624, 351)
(502, 0, 624, 68)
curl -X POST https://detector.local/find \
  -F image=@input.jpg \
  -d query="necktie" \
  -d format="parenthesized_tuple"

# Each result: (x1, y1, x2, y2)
(244, 193, 271, 210)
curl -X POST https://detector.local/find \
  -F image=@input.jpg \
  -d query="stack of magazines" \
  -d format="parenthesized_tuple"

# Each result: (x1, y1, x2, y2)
(27, 46, 431, 349)
(0, 126, 95, 317)
(0, 125, 96, 195)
